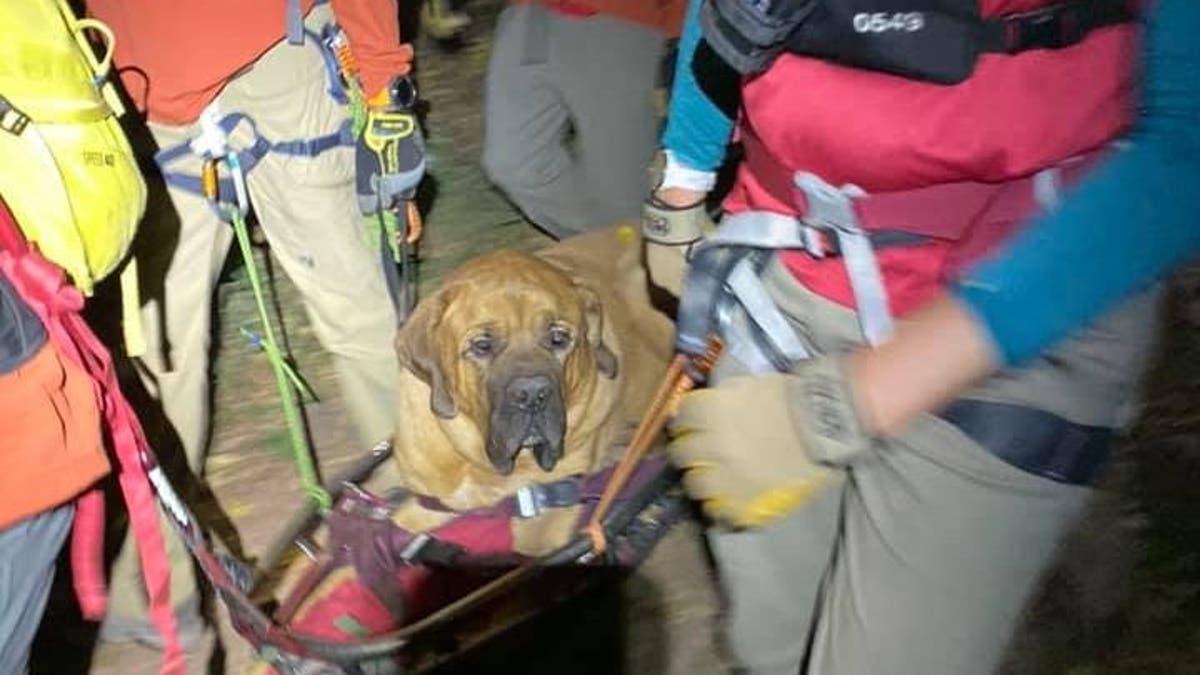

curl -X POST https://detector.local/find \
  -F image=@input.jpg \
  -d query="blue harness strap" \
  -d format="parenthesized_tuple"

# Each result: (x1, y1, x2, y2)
(154, 113, 355, 208)
(287, 0, 305, 45)
(309, 25, 351, 105)
(154, 7, 356, 208)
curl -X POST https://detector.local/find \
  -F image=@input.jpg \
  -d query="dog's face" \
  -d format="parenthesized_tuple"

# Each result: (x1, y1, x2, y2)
(396, 250, 618, 476)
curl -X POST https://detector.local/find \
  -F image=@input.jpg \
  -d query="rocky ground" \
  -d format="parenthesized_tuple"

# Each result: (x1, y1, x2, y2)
(27, 1, 1200, 673)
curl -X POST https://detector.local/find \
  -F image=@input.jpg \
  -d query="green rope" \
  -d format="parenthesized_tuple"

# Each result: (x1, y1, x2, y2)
(227, 206, 331, 512)
(363, 208, 403, 262)
(237, 327, 318, 401)
(345, 78, 403, 264)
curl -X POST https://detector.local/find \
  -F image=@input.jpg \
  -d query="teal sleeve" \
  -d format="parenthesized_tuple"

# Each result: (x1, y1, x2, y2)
(953, 0, 1200, 365)
(660, 0, 735, 171)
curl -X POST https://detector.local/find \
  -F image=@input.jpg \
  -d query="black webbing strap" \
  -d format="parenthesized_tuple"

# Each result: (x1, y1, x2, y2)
(980, 0, 1135, 55)
(938, 399, 1113, 485)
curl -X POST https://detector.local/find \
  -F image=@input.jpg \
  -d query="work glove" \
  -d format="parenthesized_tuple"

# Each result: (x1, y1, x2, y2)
(667, 357, 873, 529)
(356, 76, 426, 216)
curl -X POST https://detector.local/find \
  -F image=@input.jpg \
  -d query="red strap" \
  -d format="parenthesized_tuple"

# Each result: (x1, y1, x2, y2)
(71, 489, 108, 619)
(0, 201, 185, 675)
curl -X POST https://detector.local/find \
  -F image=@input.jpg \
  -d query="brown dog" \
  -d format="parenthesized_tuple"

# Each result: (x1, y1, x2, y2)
(389, 225, 674, 553)
(252, 226, 722, 675)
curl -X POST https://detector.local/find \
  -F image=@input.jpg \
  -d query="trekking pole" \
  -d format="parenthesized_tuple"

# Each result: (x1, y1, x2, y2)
(583, 335, 723, 554)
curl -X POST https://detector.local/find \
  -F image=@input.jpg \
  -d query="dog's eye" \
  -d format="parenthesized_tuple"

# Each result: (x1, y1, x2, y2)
(546, 325, 573, 351)
(468, 336, 494, 359)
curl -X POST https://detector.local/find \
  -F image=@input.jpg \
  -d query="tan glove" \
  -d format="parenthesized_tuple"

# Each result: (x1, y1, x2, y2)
(641, 192, 715, 298)
(667, 357, 874, 529)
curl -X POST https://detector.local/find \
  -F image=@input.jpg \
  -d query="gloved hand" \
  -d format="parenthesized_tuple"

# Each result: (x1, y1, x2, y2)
(667, 357, 874, 529)
(356, 77, 426, 216)
(642, 188, 715, 298)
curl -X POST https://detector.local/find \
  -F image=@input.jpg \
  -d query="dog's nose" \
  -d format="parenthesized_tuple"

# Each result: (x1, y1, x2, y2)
(507, 374, 553, 412)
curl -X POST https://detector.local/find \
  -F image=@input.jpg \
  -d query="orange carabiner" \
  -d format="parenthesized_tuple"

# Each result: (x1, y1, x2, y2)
(200, 159, 219, 203)
(404, 200, 423, 244)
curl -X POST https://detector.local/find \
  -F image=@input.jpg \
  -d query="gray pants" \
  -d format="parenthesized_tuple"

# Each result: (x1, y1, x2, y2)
(0, 504, 73, 674)
(708, 258, 1160, 674)
(482, 5, 663, 238)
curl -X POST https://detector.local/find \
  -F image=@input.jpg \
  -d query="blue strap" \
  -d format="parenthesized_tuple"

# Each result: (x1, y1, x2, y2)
(286, 0, 305, 45)
(154, 113, 354, 204)
(272, 119, 355, 157)
(309, 26, 350, 105)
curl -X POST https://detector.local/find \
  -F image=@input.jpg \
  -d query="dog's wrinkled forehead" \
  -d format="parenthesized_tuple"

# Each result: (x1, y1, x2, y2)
(438, 255, 584, 338)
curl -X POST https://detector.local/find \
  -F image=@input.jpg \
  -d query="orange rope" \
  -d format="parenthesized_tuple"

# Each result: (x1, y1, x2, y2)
(584, 336, 722, 554)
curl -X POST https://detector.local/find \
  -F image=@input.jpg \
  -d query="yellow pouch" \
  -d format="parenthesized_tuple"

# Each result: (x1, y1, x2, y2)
(0, 0, 145, 296)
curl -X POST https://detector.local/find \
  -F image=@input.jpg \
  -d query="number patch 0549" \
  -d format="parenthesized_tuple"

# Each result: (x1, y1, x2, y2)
(852, 12, 925, 33)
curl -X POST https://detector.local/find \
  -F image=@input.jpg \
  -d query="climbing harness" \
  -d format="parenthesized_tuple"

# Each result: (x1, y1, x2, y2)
(675, 143, 1110, 377)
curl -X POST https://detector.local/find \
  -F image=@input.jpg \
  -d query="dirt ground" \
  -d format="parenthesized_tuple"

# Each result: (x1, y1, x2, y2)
(26, 1, 1200, 673)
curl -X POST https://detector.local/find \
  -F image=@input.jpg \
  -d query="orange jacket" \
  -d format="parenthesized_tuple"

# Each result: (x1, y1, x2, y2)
(88, 0, 413, 125)
(0, 339, 108, 530)
(514, 0, 687, 37)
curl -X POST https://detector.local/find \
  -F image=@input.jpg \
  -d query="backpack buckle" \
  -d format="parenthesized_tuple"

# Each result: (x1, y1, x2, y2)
(0, 97, 30, 135)
(516, 479, 582, 518)
(1004, 4, 1087, 53)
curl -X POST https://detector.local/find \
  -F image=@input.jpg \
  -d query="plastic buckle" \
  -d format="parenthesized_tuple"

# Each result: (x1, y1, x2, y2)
(339, 483, 392, 520)
(794, 172, 867, 236)
(0, 97, 30, 135)
(1006, 5, 1086, 53)
(398, 532, 432, 563)
(516, 480, 581, 519)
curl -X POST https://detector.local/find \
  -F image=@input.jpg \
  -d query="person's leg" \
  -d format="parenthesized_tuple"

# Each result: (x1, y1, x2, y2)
(219, 6, 400, 446)
(103, 119, 231, 632)
(0, 504, 74, 673)
(700, 266, 858, 674)
(702, 255, 1160, 674)
(481, 5, 589, 237)
(806, 415, 1090, 675)
(799, 287, 1161, 674)
(554, 14, 664, 230)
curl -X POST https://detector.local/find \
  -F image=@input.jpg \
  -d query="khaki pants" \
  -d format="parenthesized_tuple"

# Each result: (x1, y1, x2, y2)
(707, 257, 1159, 674)
(108, 5, 400, 620)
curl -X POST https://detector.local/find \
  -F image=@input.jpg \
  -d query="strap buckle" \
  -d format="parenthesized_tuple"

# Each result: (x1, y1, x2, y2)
(397, 531, 465, 565)
(1003, 3, 1089, 53)
(398, 532, 432, 563)
(0, 96, 30, 135)
(515, 479, 582, 518)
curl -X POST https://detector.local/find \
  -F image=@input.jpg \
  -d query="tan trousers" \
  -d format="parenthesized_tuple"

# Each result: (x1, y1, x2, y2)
(108, 5, 400, 619)
(707, 257, 1160, 674)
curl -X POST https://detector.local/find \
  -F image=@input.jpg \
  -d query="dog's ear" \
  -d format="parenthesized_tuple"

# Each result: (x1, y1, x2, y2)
(396, 293, 458, 418)
(575, 284, 618, 380)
